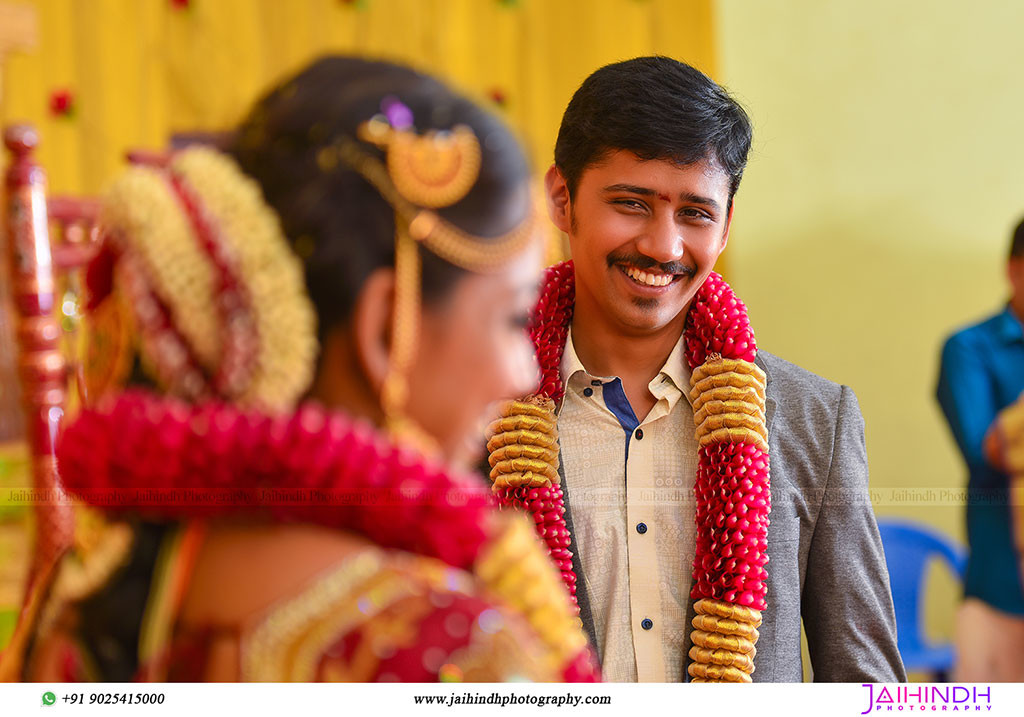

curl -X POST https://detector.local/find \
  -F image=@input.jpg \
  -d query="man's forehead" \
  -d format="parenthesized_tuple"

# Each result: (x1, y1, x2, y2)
(583, 149, 730, 192)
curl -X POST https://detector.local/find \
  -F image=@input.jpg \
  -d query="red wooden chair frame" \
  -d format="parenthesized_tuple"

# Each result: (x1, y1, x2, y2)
(0, 125, 101, 679)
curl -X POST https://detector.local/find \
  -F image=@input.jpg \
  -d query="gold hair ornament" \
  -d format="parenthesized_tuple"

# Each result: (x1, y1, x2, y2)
(360, 117, 482, 209)
(325, 113, 538, 447)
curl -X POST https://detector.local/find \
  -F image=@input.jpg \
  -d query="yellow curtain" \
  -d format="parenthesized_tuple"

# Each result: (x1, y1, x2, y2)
(1, 0, 715, 196)
(0, 0, 715, 649)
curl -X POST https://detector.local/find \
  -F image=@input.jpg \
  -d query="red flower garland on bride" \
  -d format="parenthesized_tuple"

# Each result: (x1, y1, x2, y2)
(58, 391, 494, 568)
(56, 390, 600, 682)
(492, 260, 771, 682)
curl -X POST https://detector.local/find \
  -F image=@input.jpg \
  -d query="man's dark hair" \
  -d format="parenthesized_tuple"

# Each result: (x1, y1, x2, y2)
(554, 56, 752, 209)
(1012, 217, 1024, 259)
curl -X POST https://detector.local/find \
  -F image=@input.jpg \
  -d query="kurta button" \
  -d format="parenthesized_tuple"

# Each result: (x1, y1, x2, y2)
(641, 618, 653, 630)
(635, 428, 644, 440)
(583, 387, 593, 397)
(636, 522, 648, 534)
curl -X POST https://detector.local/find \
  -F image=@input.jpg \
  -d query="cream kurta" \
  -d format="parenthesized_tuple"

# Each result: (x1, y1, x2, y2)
(557, 328, 699, 682)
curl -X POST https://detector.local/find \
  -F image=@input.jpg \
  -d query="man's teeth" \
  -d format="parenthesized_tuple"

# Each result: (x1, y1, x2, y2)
(624, 266, 673, 287)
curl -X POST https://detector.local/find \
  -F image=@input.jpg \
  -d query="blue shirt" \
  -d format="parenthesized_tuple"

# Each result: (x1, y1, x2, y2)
(936, 305, 1024, 615)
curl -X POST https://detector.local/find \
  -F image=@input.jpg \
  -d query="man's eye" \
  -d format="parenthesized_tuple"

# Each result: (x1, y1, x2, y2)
(614, 199, 646, 211)
(681, 208, 712, 221)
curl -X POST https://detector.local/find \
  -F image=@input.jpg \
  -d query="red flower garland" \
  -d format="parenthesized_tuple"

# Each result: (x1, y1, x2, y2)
(58, 390, 493, 569)
(493, 262, 577, 602)
(685, 272, 770, 610)
(500, 484, 576, 598)
(509, 261, 771, 612)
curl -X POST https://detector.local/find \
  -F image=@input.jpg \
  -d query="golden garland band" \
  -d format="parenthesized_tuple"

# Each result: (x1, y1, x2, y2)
(485, 396, 561, 491)
(489, 458, 559, 482)
(693, 596, 764, 626)
(500, 399, 556, 420)
(489, 444, 560, 465)
(688, 645, 755, 672)
(693, 397, 765, 424)
(690, 628, 757, 655)
(483, 393, 580, 612)
(691, 385, 764, 414)
(688, 598, 763, 683)
(488, 415, 555, 434)
(486, 428, 558, 451)
(691, 357, 766, 385)
(690, 355, 769, 454)
(689, 665, 752, 683)
(691, 614, 759, 641)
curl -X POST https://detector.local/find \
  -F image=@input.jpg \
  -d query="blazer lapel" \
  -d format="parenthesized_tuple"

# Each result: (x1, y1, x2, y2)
(756, 352, 778, 441)
(557, 458, 600, 658)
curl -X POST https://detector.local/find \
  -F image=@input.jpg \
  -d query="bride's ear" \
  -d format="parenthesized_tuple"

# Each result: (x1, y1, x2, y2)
(352, 266, 396, 396)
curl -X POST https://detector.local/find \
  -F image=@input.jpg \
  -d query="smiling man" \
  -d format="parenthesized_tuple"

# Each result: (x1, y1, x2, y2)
(511, 56, 906, 683)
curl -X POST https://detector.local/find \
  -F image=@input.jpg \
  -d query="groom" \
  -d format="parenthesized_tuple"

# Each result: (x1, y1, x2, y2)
(532, 56, 904, 682)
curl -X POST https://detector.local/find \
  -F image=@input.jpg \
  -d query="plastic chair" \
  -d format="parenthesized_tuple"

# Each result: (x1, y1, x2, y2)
(877, 519, 967, 681)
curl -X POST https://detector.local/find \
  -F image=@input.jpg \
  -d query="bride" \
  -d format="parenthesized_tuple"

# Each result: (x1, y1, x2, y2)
(18, 56, 597, 683)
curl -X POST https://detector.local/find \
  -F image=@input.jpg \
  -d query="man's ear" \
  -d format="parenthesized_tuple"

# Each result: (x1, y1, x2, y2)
(720, 200, 737, 253)
(352, 267, 395, 395)
(545, 164, 572, 234)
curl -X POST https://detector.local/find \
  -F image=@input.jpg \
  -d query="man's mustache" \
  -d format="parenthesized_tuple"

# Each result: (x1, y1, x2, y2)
(606, 252, 695, 276)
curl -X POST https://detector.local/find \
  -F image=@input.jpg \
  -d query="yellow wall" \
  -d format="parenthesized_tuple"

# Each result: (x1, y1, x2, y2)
(714, 0, 1024, 658)
(0, 0, 714, 197)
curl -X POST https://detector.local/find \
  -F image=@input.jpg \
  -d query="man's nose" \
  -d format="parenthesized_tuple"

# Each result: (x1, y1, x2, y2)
(635, 211, 685, 265)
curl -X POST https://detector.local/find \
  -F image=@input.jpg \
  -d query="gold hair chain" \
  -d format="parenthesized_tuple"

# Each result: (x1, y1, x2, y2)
(379, 222, 430, 448)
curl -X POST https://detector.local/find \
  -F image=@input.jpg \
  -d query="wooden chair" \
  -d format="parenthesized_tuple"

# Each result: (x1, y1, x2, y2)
(0, 125, 101, 679)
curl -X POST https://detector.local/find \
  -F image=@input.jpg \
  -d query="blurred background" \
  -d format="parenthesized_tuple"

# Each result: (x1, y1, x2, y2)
(2, 0, 1020, 680)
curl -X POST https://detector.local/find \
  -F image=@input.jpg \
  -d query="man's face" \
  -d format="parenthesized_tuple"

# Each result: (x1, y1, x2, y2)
(547, 150, 734, 335)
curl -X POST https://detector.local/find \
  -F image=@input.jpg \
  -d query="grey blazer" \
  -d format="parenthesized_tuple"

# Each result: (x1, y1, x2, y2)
(560, 350, 907, 682)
